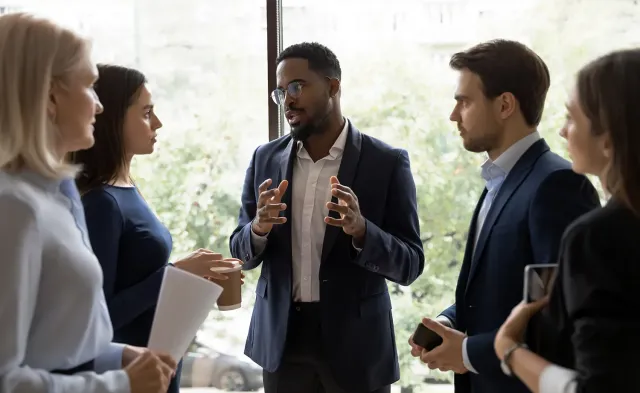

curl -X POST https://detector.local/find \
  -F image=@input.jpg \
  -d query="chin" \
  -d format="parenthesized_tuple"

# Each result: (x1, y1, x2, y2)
(73, 135, 95, 152)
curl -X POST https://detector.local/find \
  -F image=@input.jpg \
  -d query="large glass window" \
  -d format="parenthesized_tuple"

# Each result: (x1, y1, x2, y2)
(281, 0, 639, 391)
(6, 0, 640, 391)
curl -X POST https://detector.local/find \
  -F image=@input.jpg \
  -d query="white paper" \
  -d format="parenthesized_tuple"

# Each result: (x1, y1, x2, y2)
(147, 267, 223, 361)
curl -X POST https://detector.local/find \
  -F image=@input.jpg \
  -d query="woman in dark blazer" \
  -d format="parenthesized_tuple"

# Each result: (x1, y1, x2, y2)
(70, 64, 240, 393)
(494, 48, 640, 393)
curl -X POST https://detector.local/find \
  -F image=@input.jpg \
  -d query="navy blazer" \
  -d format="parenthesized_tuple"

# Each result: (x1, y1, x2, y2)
(440, 139, 600, 393)
(230, 123, 425, 392)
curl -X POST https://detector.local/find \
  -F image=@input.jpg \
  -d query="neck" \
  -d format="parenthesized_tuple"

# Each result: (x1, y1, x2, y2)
(113, 155, 134, 187)
(487, 125, 536, 161)
(303, 110, 345, 162)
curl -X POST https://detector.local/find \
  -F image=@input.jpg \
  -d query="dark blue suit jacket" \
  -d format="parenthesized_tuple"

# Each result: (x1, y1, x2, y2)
(440, 139, 600, 393)
(229, 123, 425, 392)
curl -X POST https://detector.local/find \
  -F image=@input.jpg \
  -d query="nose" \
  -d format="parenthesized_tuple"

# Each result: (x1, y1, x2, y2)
(152, 113, 163, 130)
(95, 100, 104, 115)
(559, 124, 568, 140)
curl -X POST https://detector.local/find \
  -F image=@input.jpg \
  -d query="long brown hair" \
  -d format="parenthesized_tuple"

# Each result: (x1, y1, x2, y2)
(576, 49, 640, 214)
(69, 64, 147, 193)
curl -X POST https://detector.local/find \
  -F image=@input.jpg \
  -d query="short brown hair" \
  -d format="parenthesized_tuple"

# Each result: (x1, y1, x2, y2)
(449, 39, 550, 127)
(576, 48, 640, 214)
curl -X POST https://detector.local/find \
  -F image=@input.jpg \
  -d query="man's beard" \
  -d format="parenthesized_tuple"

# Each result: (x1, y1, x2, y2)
(290, 102, 331, 142)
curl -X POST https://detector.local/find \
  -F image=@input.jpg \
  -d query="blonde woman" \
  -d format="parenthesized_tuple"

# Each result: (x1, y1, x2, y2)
(0, 12, 175, 393)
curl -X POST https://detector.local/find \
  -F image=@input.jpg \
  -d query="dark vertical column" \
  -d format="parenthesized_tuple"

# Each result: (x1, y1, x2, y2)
(266, 0, 283, 141)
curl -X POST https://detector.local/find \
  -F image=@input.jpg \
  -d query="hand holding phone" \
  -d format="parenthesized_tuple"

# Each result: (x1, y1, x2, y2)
(411, 322, 443, 351)
(523, 263, 558, 303)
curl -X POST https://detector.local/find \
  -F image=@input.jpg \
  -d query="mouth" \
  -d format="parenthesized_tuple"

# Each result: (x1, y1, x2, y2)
(285, 110, 304, 125)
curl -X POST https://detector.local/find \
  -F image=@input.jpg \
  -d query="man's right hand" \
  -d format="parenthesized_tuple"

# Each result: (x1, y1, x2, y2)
(408, 316, 453, 357)
(252, 179, 288, 235)
(125, 350, 175, 393)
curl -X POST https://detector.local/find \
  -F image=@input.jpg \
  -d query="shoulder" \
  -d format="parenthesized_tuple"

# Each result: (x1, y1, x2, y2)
(360, 132, 408, 161)
(532, 150, 596, 198)
(565, 201, 638, 246)
(81, 186, 122, 215)
(0, 174, 48, 247)
(0, 172, 47, 221)
(252, 134, 294, 160)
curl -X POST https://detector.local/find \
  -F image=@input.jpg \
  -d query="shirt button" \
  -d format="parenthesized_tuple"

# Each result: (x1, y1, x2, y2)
(303, 277, 308, 281)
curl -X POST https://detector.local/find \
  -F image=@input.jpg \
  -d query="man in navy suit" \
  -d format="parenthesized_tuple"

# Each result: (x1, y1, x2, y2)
(230, 42, 425, 393)
(408, 40, 600, 393)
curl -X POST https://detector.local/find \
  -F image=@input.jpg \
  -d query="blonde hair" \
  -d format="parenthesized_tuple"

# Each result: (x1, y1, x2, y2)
(0, 12, 90, 178)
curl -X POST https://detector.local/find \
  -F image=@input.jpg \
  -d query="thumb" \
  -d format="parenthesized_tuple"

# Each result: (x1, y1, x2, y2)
(422, 317, 449, 338)
(330, 176, 340, 185)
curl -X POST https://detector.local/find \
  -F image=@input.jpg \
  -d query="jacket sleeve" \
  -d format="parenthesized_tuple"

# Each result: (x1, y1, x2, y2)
(350, 150, 425, 285)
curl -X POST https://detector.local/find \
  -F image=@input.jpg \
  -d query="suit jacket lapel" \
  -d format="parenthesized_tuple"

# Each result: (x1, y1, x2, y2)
(321, 124, 362, 263)
(278, 138, 296, 259)
(465, 139, 550, 293)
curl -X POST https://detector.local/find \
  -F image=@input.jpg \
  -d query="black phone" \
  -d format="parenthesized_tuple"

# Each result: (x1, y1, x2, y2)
(412, 323, 443, 351)
(523, 263, 558, 303)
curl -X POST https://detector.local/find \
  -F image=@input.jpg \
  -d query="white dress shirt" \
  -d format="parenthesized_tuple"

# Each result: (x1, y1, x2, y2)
(0, 171, 129, 393)
(252, 119, 350, 302)
(459, 132, 542, 373)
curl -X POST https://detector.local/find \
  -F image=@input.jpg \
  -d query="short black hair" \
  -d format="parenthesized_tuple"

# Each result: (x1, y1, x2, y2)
(276, 42, 341, 80)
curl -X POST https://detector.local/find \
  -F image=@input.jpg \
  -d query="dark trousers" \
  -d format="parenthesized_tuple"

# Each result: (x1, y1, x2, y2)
(263, 303, 391, 393)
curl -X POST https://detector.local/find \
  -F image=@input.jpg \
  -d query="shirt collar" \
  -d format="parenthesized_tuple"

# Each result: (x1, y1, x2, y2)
(18, 169, 65, 193)
(297, 118, 349, 160)
(480, 131, 541, 183)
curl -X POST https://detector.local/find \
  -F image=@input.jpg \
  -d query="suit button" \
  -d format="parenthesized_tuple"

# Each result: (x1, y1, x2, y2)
(295, 306, 301, 311)
(245, 254, 250, 260)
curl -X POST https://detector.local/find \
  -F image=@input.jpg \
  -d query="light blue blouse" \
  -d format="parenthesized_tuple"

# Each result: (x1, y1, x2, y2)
(0, 170, 130, 393)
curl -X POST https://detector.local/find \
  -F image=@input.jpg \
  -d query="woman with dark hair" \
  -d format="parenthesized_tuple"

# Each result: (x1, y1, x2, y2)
(70, 64, 239, 393)
(494, 48, 640, 393)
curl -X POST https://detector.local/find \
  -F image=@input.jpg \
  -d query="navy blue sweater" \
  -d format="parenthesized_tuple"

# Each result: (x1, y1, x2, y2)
(82, 185, 172, 346)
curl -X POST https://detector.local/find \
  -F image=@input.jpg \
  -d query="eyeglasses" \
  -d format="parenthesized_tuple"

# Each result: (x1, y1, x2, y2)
(270, 81, 304, 105)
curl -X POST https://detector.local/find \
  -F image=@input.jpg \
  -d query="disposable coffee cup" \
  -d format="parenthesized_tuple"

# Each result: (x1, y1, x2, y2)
(210, 260, 242, 311)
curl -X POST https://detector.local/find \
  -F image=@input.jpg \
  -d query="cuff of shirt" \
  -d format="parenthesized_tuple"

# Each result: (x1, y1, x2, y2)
(539, 364, 578, 393)
(352, 239, 362, 253)
(94, 343, 125, 373)
(462, 337, 478, 374)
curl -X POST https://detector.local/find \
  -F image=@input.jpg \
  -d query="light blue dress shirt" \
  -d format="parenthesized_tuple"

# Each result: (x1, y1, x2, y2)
(0, 170, 130, 393)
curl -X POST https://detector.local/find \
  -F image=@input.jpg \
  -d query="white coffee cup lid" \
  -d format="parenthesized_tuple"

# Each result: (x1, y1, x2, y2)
(209, 259, 243, 273)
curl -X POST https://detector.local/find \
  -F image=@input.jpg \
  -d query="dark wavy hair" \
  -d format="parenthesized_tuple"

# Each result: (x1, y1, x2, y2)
(70, 64, 147, 193)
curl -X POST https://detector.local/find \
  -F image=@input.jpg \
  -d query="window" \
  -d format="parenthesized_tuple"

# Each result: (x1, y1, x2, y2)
(280, 0, 639, 390)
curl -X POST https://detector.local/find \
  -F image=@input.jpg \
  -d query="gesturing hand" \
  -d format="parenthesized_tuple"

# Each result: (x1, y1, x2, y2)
(252, 179, 288, 235)
(325, 176, 366, 242)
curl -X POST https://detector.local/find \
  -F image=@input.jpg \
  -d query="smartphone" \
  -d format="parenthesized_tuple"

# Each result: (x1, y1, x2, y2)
(523, 264, 558, 303)
(412, 323, 443, 351)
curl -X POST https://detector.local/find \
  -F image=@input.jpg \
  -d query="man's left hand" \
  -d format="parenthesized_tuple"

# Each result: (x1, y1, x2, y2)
(419, 317, 468, 374)
(325, 176, 366, 244)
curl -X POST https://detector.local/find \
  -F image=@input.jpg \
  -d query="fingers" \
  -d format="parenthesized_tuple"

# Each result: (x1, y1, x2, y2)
(422, 317, 448, 338)
(331, 188, 355, 205)
(258, 179, 272, 194)
(259, 203, 287, 216)
(258, 188, 282, 206)
(155, 352, 177, 371)
(277, 180, 289, 196)
(324, 217, 345, 227)
(206, 273, 229, 281)
(326, 202, 349, 216)
(330, 176, 340, 185)
(257, 179, 289, 206)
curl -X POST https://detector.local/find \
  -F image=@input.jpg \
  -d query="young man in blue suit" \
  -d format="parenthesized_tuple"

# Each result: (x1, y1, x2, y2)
(230, 42, 425, 393)
(408, 40, 600, 393)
